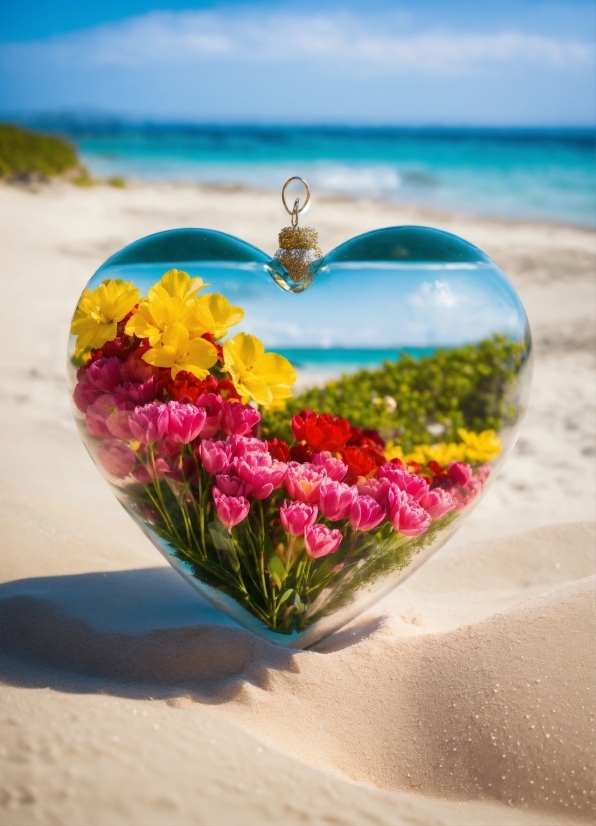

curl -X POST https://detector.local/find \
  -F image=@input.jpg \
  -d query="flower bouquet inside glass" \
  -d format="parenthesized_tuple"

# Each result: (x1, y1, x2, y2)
(69, 255, 528, 647)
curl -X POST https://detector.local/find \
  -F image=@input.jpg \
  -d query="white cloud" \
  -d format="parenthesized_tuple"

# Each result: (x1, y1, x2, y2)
(5, 8, 594, 76)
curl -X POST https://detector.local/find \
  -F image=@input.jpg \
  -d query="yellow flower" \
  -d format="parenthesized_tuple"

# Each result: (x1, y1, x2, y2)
(383, 443, 405, 462)
(222, 333, 296, 406)
(384, 428, 502, 466)
(197, 292, 244, 340)
(147, 269, 207, 303)
(260, 384, 293, 412)
(457, 428, 502, 463)
(71, 279, 140, 354)
(124, 287, 213, 345)
(384, 441, 466, 465)
(125, 267, 243, 346)
(142, 322, 218, 379)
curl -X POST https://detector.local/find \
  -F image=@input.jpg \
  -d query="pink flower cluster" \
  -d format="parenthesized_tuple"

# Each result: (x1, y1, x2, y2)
(75, 356, 485, 562)
(272, 457, 453, 555)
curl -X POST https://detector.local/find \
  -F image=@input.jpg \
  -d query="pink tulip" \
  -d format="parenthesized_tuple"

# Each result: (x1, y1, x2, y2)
(165, 401, 206, 444)
(199, 439, 231, 474)
(97, 439, 136, 478)
(452, 478, 483, 511)
(319, 479, 356, 521)
(234, 452, 286, 500)
(285, 462, 327, 504)
(195, 393, 224, 438)
(220, 402, 261, 436)
(304, 524, 343, 558)
(378, 464, 429, 501)
(133, 456, 170, 484)
(157, 435, 181, 458)
(113, 377, 159, 406)
(73, 369, 103, 413)
(120, 350, 155, 383)
(419, 488, 454, 520)
(349, 495, 386, 532)
(213, 492, 250, 533)
(128, 403, 169, 444)
(87, 357, 122, 392)
(229, 434, 268, 458)
(215, 473, 252, 498)
(387, 487, 431, 536)
(279, 500, 318, 536)
(311, 451, 348, 482)
(477, 463, 491, 484)
(356, 476, 391, 506)
(106, 405, 136, 440)
(447, 461, 473, 486)
(85, 394, 115, 437)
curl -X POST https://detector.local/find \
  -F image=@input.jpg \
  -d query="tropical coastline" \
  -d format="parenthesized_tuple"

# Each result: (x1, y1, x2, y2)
(19, 122, 596, 227)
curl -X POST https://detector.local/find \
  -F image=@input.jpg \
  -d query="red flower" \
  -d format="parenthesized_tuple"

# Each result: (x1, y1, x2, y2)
(217, 379, 242, 403)
(347, 427, 386, 450)
(293, 412, 352, 452)
(267, 438, 290, 463)
(289, 443, 312, 464)
(426, 461, 444, 476)
(169, 372, 219, 404)
(340, 445, 383, 481)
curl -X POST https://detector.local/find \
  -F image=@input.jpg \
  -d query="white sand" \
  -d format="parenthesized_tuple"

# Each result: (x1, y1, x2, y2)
(0, 181, 594, 825)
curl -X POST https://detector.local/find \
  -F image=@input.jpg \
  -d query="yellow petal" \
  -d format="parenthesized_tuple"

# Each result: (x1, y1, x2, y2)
(158, 269, 207, 301)
(125, 305, 162, 343)
(239, 375, 273, 406)
(227, 333, 264, 369)
(200, 293, 244, 338)
(182, 300, 216, 337)
(186, 337, 218, 369)
(161, 322, 190, 356)
(142, 345, 177, 368)
(254, 352, 297, 388)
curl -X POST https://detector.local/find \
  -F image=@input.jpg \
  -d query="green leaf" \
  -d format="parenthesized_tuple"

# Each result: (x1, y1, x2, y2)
(208, 521, 240, 572)
(195, 558, 241, 590)
(266, 551, 285, 590)
(278, 588, 293, 607)
(294, 593, 306, 613)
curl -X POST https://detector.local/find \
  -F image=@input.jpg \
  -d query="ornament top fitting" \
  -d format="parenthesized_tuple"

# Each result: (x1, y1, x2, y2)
(274, 176, 323, 285)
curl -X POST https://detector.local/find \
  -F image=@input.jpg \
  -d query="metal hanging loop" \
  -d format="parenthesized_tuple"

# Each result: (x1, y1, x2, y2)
(282, 177, 311, 227)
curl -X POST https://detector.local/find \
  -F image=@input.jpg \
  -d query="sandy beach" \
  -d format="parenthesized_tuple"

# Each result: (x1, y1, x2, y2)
(0, 180, 594, 825)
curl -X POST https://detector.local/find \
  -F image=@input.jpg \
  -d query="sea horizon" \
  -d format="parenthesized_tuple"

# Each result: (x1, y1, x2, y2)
(13, 117, 596, 227)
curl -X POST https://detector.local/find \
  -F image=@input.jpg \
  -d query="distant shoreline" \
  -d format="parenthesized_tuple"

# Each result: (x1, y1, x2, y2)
(9, 120, 591, 228)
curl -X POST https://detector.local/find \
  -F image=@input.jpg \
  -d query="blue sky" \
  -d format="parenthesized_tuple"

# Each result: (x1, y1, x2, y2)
(1, 0, 594, 124)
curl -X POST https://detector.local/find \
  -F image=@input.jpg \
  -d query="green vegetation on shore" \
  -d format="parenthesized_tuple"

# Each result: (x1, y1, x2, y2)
(262, 335, 530, 451)
(0, 123, 80, 180)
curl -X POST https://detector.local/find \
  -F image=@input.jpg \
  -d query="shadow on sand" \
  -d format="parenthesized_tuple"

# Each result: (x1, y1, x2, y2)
(0, 568, 382, 700)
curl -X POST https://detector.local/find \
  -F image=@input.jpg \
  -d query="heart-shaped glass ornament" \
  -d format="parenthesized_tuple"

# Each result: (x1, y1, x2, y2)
(68, 188, 531, 648)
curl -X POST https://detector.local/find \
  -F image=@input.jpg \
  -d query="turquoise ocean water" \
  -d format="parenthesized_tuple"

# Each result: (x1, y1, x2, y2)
(35, 122, 596, 226)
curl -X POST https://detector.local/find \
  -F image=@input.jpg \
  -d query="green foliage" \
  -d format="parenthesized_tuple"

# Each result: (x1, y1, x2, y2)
(108, 176, 126, 188)
(0, 123, 80, 179)
(72, 172, 94, 187)
(262, 335, 529, 452)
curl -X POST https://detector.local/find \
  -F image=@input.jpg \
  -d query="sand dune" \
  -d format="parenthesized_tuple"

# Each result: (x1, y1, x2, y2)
(0, 182, 594, 825)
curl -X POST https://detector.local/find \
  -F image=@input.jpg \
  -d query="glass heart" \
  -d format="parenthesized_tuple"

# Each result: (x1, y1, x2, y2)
(67, 226, 532, 648)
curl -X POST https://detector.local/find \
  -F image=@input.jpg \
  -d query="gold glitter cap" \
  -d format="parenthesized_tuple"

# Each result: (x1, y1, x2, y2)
(274, 178, 323, 284)
(277, 226, 321, 250)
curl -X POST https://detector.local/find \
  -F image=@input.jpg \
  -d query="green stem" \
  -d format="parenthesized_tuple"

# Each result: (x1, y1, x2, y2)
(147, 444, 177, 533)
